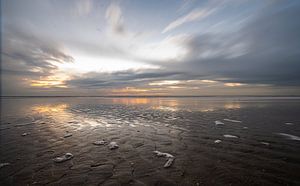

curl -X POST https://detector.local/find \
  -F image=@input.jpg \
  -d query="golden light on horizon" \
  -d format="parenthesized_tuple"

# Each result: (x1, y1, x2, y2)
(112, 87, 149, 93)
(29, 75, 69, 88)
(224, 83, 245, 87)
(167, 86, 183, 89)
(201, 80, 218, 83)
(149, 80, 180, 86)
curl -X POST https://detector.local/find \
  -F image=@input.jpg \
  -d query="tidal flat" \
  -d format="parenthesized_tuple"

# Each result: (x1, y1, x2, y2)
(1, 97, 300, 185)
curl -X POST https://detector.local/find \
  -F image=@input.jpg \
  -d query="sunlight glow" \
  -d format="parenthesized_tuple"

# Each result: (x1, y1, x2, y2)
(32, 104, 68, 113)
(224, 83, 245, 87)
(224, 103, 241, 109)
(201, 80, 218, 83)
(136, 35, 189, 61)
(112, 87, 149, 93)
(149, 80, 180, 86)
(57, 54, 159, 74)
(112, 98, 151, 105)
(29, 75, 69, 88)
(167, 86, 184, 89)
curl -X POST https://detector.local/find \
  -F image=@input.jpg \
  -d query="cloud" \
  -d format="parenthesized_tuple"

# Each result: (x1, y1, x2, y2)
(66, 69, 183, 89)
(1, 24, 74, 94)
(183, 34, 248, 60)
(74, 0, 93, 16)
(135, 34, 191, 61)
(162, 4, 217, 33)
(162, 9, 214, 33)
(105, 2, 125, 35)
(64, 1, 300, 94)
(161, 2, 300, 87)
(2, 0, 300, 96)
(2, 26, 73, 75)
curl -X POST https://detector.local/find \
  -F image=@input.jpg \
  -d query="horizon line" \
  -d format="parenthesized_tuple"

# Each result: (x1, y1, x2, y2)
(1, 95, 300, 98)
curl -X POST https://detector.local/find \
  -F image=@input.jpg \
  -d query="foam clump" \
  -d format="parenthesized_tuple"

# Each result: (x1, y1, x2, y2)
(260, 142, 270, 146)
(153, 150, 175, 168)
(108, 141, 119, 149)
(53, 153, 73, 163)
(276, 133, 300, 141)
(21, 132, 29, 136)
(164, 158, 174, 168)
(0, 163, 10, 168)
(93, 140, 106, 145)
(224, 119, 242, 123)
(223, 134, 238, 138)
(215, 121, 224, 126)
(214, 139, 222, 143)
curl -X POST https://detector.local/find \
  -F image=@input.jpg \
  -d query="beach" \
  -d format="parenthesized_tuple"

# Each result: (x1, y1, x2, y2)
(1, 97, 300, 185)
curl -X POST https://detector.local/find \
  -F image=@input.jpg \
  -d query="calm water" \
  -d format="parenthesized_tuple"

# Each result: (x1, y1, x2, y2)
(1, 97, 300, 185)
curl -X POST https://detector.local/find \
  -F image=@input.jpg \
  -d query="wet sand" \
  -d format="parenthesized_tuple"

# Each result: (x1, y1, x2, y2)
(1, 97, 300, 185)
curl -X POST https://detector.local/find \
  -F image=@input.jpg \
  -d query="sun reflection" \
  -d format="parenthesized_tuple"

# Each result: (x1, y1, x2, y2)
(200, 108, 215, 112)
(112, 98, 151, 105)
(32, 104, 68, 113)
(153, 99, 178, 111)
(163, 99, 178, 107)
(224, 103, 241, 109)
(154, 106, 178, 112)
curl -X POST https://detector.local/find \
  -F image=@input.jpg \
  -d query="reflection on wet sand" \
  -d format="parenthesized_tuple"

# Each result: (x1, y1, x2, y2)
(224, 103, 241, 109)
(32, 104, 69, 113)
(1, 97, 300, 185)
(112, 98, 151, 105)
(154, 99, 179, 111)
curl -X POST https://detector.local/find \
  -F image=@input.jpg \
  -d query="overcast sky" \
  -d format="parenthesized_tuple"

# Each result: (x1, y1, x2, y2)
(1, 0, 300, 96)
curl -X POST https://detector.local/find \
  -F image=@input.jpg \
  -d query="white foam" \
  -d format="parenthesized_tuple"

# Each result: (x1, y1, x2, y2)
(214, 139, 222, 143)
(153, 150, 175, 168)
(53, 153, 73, 163)
(285, 122, 294, 125)
(0, 163, 10, 168)
(108, 141, 119, 149)
(223, 134, 238, 138)
(215, 121, 224, 125)
(224, 119, 242, 123)
(260, 142, 270, 146)
(276, 133, 300, 141)
(93, 140, 106, 145)
(153, 151, 174, 158)
(163, 158, 174, 168)
(21, 132, 29, 136)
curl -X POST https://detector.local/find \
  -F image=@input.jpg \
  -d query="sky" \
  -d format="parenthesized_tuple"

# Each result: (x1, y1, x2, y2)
(1, 0, 300, 96)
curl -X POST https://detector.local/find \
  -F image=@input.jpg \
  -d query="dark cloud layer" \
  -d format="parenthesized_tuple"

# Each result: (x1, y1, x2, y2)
(1, 24, 74, 94)
(67, 70, 182, 89)
(162, 2, 300, 86)
(66, 1, 300, 91)
(2, 25, 74, 76)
